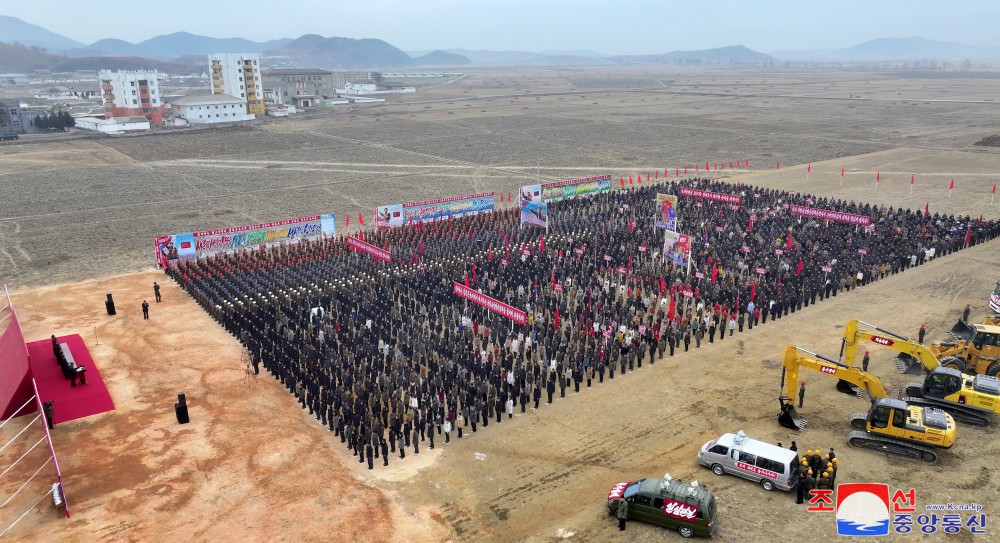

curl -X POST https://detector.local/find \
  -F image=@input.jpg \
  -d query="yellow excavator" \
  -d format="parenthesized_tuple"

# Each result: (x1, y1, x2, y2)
(778, 345, 956, 463)
(841, 319, 1000, 426)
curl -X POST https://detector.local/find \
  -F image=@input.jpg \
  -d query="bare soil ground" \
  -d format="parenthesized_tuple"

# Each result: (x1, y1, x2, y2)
(1, 67, 999, 542)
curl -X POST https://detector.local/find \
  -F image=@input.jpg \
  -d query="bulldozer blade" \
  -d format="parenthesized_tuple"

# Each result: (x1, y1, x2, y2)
(895, 353, 923, 375)
(778, 404, 807, 430)
(948, 319, 976, 341)
(836, 379, 863, 396)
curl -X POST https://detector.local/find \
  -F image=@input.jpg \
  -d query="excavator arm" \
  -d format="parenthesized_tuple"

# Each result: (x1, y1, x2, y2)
(779, 345, 890, 430)
(841, 319, 941, 372)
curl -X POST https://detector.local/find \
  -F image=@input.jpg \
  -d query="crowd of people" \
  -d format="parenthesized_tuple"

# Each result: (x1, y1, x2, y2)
(166, 178, 1000, 470)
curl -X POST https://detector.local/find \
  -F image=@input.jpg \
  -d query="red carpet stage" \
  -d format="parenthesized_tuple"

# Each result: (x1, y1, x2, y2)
(26, 335, 115, 424)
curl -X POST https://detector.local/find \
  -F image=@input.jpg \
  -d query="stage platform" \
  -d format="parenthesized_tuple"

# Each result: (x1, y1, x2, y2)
(26, 334, 115, 424)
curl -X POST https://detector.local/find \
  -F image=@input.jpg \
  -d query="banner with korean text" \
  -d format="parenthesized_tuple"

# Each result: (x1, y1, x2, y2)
(346, 236, 392, 263)
(678, 187, 743, 205)
(374, 192, 495, 230)
(789, 205, 871, 226)
(541, 175, 612, 201)
(453, 282, 527, 325)
(155, 213, 336, 268)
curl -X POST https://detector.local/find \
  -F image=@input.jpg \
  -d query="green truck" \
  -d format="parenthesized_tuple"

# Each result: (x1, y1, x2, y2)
(606, 474, 718, 538)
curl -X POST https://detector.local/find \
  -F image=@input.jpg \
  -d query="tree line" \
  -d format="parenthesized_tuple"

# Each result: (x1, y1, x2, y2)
(34, 111, 75, 130)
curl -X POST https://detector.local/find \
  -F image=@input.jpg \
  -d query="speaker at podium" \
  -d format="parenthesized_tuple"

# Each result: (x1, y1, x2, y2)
(105, 299, 116, 316)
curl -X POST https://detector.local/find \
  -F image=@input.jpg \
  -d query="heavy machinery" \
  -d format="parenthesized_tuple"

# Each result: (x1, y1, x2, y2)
(933, 318, 1000, 376)
(841, 319, 1000, 426)
(778, 345, 956, 463)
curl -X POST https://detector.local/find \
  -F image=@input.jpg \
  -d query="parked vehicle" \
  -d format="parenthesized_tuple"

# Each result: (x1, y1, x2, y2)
(606, 474, 717, 538)
(698, 430, 799, 491)
(0, 132, 19, 141)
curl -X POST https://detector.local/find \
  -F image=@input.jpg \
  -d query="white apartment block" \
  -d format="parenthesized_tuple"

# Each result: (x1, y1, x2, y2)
(208, 53, 265, 115)
(169, 94, 255, 124)
(98, 69, 165, 124)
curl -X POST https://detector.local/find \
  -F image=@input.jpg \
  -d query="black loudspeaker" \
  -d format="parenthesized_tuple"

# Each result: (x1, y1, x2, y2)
(175, 403, 189, 424)
(105, 300, 116, 316)
(177, 391, 186, 407)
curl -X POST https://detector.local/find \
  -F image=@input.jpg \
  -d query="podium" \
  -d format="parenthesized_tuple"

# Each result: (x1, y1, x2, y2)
(105, 293, 116, 316)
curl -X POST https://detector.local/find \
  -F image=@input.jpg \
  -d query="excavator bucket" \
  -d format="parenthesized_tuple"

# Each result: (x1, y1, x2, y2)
(778, 402, 806, 430)
(948, 319, 976, 341)
(894, 353, 924, 375)
(836, 379, 863, 396)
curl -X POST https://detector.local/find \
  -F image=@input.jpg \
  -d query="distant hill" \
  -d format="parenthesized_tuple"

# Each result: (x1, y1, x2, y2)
(413, 50, 472, 66)
(67, 32, 292, 59)
(607, 45, 774, 66)
(265, 35, 415, 69)
(773, 37, 1000, 61)
(0, 15, 84, 52)
(0, 42, 199, 74)
(445, 49, 550, 65)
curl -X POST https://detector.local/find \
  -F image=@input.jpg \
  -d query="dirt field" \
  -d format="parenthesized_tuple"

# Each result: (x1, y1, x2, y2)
(1, 67, 1000, 542)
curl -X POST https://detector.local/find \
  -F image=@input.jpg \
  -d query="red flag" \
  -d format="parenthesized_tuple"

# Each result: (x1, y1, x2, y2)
(747, 215, 754, 232)
(646, 172, 650, 182)
(554, 307, 561, 330)
(488, 248, 493, 261)
(628, 253, 633, 271)
(979, 214, 984, 224)
(949, 178, 955, 190)
(993, 183, 997, 194)
(729, 161, 733, 169)
(910, 174, 915, 186)
(539, 236, 545, 251)
(776, 161, 780, 170)
(659, 276, 666, 294)
(786, 234, 793, 251)
(706, 162, 710, 171)
(876, 171, 880, 182)
(346, 214, 350, 228)
(419, 241, 424, 255)
(629, 219, 636, 232)
(796, 258, 803, 277)
(744, 159, 749, 168)
(925, 202, 930, 216)
(965, 225, 972, 246)
(841, 166, 844, 177)
(472, 263, 477, 282)
(684, 166, 688, 174)
(499, 192, 504, 203)
(508, 192, 512, 203)
(667, 296, 675, 320)
(696, 164, 699, 172)
(620, 176, 625, 188)
(710, 261, 718, 284)
(638, 173, 643, 184)
(629, 175, 634, 185)
(655, 170, 659, 179)
(750, 280, 757, 301)
(465, 274, 470, 288)
(807, 163, 811, 173)
(358, 212, 365, 226)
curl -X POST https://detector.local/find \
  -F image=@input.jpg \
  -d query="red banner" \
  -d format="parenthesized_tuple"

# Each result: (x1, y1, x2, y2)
(678, 187, 742, 204)
(346, 236, 392, 263)
(789, 205, 871, 226)
(453, 282, 527, 325)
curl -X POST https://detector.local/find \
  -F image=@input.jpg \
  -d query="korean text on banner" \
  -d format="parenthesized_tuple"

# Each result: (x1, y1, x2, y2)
(374, 192, 495, 229)
(678, 187, 743, 205)
(453, 282, 527, 325)
(345, 236, 392, 263)
(789, 205, 871, 226)
(540, 175, 612, 201)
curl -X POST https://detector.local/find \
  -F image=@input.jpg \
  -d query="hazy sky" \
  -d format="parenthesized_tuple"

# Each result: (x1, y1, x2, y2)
(6, 0, 999, 53)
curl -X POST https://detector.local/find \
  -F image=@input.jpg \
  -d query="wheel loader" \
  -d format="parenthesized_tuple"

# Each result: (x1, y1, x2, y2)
(932, 320, 1000, 377)
(777, 345, 956, 463)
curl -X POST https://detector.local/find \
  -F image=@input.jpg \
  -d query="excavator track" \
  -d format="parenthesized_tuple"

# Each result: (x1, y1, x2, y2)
(901, 394, 991, 427)
(847, 431, 939, 463)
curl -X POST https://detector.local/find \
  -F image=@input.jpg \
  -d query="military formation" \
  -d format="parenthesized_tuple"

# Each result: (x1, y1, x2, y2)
(167, 178, 1000, 470)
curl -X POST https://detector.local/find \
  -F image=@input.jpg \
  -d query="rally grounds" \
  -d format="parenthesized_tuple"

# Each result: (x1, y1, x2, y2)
(2, 66, 1000, 542)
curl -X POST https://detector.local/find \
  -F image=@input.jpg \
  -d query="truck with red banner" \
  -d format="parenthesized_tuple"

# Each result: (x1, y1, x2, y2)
(605, 474, 718, 538)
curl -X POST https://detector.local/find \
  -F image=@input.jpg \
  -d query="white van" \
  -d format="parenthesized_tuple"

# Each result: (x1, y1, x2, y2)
(697, 430, 799, 491)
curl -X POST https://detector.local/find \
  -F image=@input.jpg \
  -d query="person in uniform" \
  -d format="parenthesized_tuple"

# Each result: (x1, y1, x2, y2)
(142, 300, 150, 320)
(862, 351, 870, 372)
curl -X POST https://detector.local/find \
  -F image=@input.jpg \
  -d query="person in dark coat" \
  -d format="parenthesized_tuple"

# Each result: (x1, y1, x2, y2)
(142, 300, 150, 320)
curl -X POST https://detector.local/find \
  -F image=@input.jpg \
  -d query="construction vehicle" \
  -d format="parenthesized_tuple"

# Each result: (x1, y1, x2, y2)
(932, 319, 1000, 377)
(841, 319, 1000, 426)
(778, 345, 956, 463)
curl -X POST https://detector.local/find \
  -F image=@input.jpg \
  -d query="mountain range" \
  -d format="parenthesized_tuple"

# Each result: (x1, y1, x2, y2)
(3, 14, 1000, 73)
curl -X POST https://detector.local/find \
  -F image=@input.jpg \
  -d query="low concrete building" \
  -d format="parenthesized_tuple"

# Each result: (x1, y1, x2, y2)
(0, 100, 40, 134)
(168, 94, 255, 124)
(262, 69, 335, 107)
(75, 116, 151, 133)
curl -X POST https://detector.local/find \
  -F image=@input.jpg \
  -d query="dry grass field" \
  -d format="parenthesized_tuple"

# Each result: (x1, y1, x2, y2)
(1, 66, 1000, 542)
